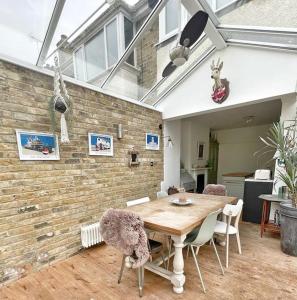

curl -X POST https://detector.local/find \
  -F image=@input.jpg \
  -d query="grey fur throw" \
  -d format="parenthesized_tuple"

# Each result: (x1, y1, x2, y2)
(100, 209, 149, 268)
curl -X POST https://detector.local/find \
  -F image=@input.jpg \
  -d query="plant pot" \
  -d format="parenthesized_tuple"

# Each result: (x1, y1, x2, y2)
(280, 200, 297, 256)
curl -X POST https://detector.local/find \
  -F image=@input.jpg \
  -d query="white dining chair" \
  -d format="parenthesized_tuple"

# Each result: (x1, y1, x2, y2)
(157, 191, 168, 199)
(214, 199, 243, 268)
(184, 209, 224, 293)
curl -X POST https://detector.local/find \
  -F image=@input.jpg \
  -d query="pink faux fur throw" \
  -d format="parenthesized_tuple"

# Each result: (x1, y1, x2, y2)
(100, 209, 149, 268)
(203, 184, 226, 196)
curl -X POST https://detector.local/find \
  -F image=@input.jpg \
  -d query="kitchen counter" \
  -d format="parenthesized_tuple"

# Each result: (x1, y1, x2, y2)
(222, 172, 254, 178)
(245, 178, 274, 183)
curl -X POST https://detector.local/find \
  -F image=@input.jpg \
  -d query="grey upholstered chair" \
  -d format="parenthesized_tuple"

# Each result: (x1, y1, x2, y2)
(203, 184, 227, 196)
(100, 209, 149, 297)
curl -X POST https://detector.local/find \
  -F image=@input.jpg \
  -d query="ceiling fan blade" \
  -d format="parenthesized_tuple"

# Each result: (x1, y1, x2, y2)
(180, 11, 208, 48)
(162, 61, 177, 78)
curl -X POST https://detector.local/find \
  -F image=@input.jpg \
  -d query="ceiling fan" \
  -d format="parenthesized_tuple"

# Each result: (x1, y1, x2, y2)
(162, 10, 209, 78)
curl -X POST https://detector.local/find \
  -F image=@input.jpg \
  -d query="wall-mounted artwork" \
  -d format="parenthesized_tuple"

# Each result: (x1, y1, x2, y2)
(88, 133, 113, 156)
(16, 130, 60, 160)
(197, 141, 205, 160)
(146, 133, 160, 150)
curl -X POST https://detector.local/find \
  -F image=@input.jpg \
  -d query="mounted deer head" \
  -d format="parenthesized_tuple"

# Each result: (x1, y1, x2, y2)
(210, 57, 229, 104)
(211, 58, 223, 80)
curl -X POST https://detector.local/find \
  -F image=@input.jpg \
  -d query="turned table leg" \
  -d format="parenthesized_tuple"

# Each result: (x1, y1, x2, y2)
(170, 234, 186, 294)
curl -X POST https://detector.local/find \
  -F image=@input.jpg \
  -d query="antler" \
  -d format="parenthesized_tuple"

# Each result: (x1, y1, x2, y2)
(211, 59, 215, 70)
(216, 58, 221, 68)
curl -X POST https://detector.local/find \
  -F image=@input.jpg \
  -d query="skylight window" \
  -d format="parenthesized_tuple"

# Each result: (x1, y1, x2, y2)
(0, 0, 56, 64)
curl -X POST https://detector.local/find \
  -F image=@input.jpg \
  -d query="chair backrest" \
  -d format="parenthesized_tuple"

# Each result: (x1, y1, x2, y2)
(192, 209, 222, 246)
(126, 197, 150, 207)
(203, 184, 226, 196)
(157, 191, 168, 199)
(223, 199, 243, 229)
(100, 209, 149, 268)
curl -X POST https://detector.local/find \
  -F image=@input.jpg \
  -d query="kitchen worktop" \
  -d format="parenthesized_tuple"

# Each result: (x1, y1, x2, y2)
(222, 172, 254, 178)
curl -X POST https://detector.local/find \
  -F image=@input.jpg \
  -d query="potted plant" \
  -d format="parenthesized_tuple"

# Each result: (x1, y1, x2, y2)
(260, 121, 297, 256)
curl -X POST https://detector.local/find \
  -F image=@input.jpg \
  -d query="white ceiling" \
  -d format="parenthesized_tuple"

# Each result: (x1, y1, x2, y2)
(187, 98, 282, 130)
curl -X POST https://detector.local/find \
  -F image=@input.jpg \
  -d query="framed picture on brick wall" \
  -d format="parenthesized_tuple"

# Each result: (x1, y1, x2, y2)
(88, 133, 113, 156)
(146, 133, 160, 151)
(16, 129, 60, 160)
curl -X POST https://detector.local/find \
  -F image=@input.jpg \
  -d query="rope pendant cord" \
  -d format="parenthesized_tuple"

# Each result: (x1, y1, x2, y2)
(53, 56, 70, 143)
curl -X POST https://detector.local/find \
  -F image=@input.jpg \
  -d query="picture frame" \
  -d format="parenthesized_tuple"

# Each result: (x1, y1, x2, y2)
(16, 129, 60, 161)
(146, 133, 160, 151)
(197, 141, 205, 160)
(88, 133, 113, 156)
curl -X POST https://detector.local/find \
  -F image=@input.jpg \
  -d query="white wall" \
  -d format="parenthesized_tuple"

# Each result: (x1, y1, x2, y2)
(162, 119, 181, 192)
(214, 124, 275, 183)
(273, 94, 297, 193)
(181, 118, 210, 171)
(158, 45, 297, 120)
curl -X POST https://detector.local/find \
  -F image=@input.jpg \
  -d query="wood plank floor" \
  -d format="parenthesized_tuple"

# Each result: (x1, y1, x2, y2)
(1, 222, 297, 300)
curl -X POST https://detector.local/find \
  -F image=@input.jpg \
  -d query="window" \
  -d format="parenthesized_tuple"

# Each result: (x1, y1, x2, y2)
(165, 0, 179, 35)
(124, 17, 134, 65)
(74, 47, 85, 81)
(159, 1, 189, 42)
(85, 30, 106, 79)
(74, 15, 135, 81)
(106, 19, 118, 67)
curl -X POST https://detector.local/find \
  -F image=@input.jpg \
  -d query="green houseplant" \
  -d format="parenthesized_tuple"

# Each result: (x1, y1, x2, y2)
(260, 120, 297, 256)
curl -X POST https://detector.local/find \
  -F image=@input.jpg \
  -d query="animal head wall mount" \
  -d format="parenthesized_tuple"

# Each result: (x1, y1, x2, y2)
(210, 58, 229, 104)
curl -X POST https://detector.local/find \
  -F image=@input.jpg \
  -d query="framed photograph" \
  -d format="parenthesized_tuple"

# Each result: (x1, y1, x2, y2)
(146, 133, 160, 151)
(197, 141, 205, 160)
(16, 129, 60, 161)
(88, 133, 113, 156)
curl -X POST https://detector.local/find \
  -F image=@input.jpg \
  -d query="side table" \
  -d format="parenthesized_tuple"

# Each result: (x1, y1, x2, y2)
(258, 194, 284, 237)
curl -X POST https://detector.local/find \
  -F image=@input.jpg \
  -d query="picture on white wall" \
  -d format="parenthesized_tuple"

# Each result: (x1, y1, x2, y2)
(88, 133, 113, 156)
(146, 133, 160, 150)
(197, 141, 205, 160)
(16, 130, 60, 160)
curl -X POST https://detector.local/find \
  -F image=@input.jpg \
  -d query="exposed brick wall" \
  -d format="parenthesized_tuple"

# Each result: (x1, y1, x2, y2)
(136, 17, 159, 96)
(0, 60, 163, 284)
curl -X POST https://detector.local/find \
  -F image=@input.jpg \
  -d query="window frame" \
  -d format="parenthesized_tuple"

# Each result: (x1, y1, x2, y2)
(159, 2, 189, 43)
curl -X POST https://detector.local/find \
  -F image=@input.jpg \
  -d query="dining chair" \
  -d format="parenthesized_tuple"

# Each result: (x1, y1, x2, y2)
(214, 199, 243, 268)
(126, 197, 166, 267)
(203, 184, 227, 196)
(186, 184, 227, 257)
(100, 209, 149, 297)
(157, 191, 168, 199)
(184, 209, 224, 293)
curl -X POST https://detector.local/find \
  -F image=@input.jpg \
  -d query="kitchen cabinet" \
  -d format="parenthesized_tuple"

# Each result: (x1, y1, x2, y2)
(242, 179, 274, 224)
(222, 172, 253, 199)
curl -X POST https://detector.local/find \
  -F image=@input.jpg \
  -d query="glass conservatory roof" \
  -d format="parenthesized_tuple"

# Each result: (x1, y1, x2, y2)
(0, 0, 297, 107)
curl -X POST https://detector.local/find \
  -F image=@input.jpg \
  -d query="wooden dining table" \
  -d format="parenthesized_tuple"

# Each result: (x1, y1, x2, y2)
(126, 192, 237, 294)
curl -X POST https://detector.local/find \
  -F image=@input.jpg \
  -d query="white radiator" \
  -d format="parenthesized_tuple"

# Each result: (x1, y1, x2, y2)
(81, 222, 103, 248)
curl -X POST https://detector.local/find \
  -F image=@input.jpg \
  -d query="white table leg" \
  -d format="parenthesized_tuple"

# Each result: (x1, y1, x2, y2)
(170, 234, 186, 293)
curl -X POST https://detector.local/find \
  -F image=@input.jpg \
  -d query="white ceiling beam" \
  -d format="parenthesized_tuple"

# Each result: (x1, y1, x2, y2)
(181, 0, 226, 50)
(36, 0, 66, 66)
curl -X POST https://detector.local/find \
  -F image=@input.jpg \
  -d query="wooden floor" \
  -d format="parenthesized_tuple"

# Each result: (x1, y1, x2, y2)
(1, 223, 297, 300)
